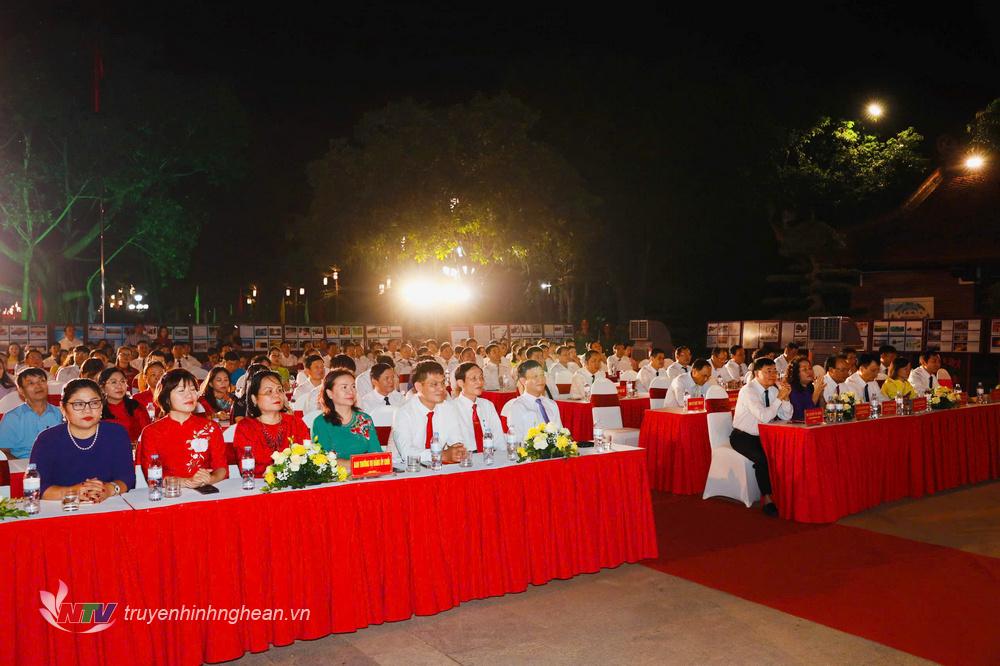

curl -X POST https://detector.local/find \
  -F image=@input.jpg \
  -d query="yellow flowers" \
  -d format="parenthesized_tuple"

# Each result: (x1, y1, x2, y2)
(337, 466, 349, 481)
(517, 447, 528, 457)
(310, 453, 329, 467)
(556, 435, 570, 450)
(264, 470, 276, 485)
(290, 444, 307, 456)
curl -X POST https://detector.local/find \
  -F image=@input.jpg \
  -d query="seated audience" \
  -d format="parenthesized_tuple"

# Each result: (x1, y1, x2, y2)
(637, 348, 669, 393)
(0, 365, 16, 400)
(787, 357, 825, 420)
(56, 345, 90, 383)
(881, 356, 918, 400)
(99, 366, 151, 442)
(358, 362, 404, 413)
(732, 358, 791, 517)
(0, 368, 63, 458)
(291, 354, 326, 408)
(502, 360, 563, 442)
(312, 369, 381, 460)
(665, 346, 692, 382)
(80, 357, 104, 381)
(821, 353, 850, 401)
(198, 367, 234, 421)
(30, 378, 135, 501)
(391, 361, 467, 464)
(877, 344, 897, 381)
(569, 350, 605, 399)
(908, 350, 941, 395)
(132, 361, 167, 415)
(723, 344, 748, 383)
(138, 369, 228, 488)
(774, 342, 799, 378)
(664, 359, 714, 408)
(844, 353, 882, 403)
(233, 370, 310, 476)
(708, 346, 730, 382)
(452, 361, 504, 451)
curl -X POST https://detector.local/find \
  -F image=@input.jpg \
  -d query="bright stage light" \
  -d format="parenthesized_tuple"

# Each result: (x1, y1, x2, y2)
(398, 277, 473, 310)
(965, 154, 985, 170)
(866, 102, 884, 119)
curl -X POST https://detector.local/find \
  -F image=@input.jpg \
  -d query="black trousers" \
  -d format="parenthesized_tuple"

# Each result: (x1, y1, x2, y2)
(729, 429, 773, 496)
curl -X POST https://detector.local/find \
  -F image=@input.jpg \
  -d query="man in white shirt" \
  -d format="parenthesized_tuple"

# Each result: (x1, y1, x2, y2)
(395, 344, 415, 379)
(58, 325, 81, 352)
(278, 342, 299, 369)
(481, 343, 510, 391)
(502, 360, 563, 443)
(55, 345, 89, 383)
(385, 339, 401, 361)
(821, 353, 851, 402)
(773, 342, 799, 379)
(731, 358, 792, 517)
(664, 359, 714, 408)
(351, 342, 372, 374)
(723, 345, 748, 383)
(549, 345, 578, 384)
(637, 348, 669, 393)
(844, 353, 883, 403)
(908, 350, 941, 396)
(292, 354, 327, 411)
(569, 351, 605, 399)
(606, 343, 628, 375)
(359, 362, 405, 413)
(452, 362, 504, 451)
(876, 344, 897, 381)
(391, 361, 468, 464)
(708, 347, 730, 383)
(172, 343, 201, 373)
(436, 342, 459, 375)
(355, 354, 394, 398)
(665, 346, 692, 383)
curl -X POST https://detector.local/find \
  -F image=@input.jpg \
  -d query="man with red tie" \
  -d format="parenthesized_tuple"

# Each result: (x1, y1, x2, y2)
(390, 361, 467, 464)
(453, 362, 504, 451)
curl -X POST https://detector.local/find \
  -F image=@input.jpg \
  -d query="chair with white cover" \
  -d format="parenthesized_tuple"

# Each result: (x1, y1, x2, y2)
(552, 368, 573, 398)
(303, 410, 323, 432)
(369, 405, 397, 448)
(619, 369, 639, 383)
(702, 384, 760, 508)
(133, 464, 147, 490)
(223, 424, 237, 443)
(0, 392, 24, 414)
(589, 378, 640, 446)
(648, 375, 672, 409)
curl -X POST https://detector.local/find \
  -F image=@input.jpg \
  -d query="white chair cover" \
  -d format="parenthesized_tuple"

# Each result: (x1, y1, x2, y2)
(0, 392, 25, 414)
(702, 385, 760, 508)
(303, 410, 322, 431)
(648, 376, 672, 409)
(223, 424, 237, 443)
(552, 368, 573, 398)
(619, 369, 639, 382)
(369, 404, 397, 427)
(133, 464, 147, 490)
(590, 378, 640, 447)
(47, 381, 64, 396)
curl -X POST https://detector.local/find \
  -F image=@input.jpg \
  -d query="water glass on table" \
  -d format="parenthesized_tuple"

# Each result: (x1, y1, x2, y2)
(506, 433, 518, 461)
(164, 477, 182, 499)
(62, 490, 80, 513)
(483, 428, 495, 465)
(406, 455, 421, 473)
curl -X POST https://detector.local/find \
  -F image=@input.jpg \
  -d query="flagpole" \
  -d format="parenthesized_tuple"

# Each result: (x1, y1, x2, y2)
(99, 200, 106, 325)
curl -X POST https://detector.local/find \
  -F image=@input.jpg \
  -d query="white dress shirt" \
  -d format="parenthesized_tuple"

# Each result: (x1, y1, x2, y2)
(395, 358, 414, 377)
(354, 369, 374, 398)
(606, 354, 628, 375)
(177, 355, 201, 372)
(663, 373, 708, 408)
(359, 388, 404, 414)
(59, 336, 81, 351)
(501, 392, 563, 443)
(391, 397, 464, 464)
(354, 355, 371, 374)
(279, 353, 299, 368)
(452, 394, 504, 451)
(908, 366, 936, 395)
(722, 360, 747, 383)
(732, 379, 792, 435)
(877, 363, 889, 381)
(822, 378, 848, 402)
(481, 360, 510, 391)
(665, 362, 689, 383)
(637, 364, 668, 393)
(55, 365, 81, 383)
(774, 354, 792, 378)
(844, 372, 882, 404)
(709, 362, 727, 383)
(569, 368, 605, 400)
(292, 378, 324, 406)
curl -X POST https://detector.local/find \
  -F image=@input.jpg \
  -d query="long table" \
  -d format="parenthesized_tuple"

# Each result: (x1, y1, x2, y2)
(1, 447, 657, 666)
(637, 408, 712, 495)
(557, 396, 650, 442)
(760, 402, 1000, 523)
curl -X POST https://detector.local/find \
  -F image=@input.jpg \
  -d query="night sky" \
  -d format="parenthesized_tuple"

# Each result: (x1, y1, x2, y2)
(5, 2, 1000, 325)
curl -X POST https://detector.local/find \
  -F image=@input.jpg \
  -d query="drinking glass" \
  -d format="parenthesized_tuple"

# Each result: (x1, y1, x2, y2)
(164, 477, 182, 498)
(62, 490, 80, 513)
(406, 455, 421, 473)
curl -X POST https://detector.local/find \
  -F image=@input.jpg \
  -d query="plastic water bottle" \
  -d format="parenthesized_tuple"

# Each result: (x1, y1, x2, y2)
(23, 463, 40, 515)
(594, 426, 606, 452)
(924, 389, 933, 411)
(430, 432, 443, 471)
(683, 390, 691, 410)
(895, 394, 904, 415)
(977, 382, 985, 399)
(483, 427, 495, 465)
(146, 402, 156, 421)
(955, 383, 962, 396)
(148, 454, 163, 501)
(506, 432, 518, 462)
(241, 446, 255, 490)
(870, 399, 880, 419)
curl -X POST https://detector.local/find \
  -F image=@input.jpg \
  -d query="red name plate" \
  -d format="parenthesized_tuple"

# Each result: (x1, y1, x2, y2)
(728, 395, 738, 410)
(350, 452, 393, 478)
(804, 408, 823, 425)
(881, 400, 897, 416)
(912, 397, 927, 412)
(685, 397, 705, 411)
(617, 383, 627, 397)
(854, 403, 871, 420)
(959, 392, 969, 405)
(991, 389, 1000, 402)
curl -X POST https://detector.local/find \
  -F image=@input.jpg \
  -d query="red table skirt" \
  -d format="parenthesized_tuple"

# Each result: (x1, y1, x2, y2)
(556, 398, 650, 442)
(2, 451, 657, 666)
(637, 409, 711, 494)
(760, 404, 1000, 523)
(480, 390, 518, 415)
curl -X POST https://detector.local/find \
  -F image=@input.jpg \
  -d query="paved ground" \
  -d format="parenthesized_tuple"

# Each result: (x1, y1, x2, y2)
(229, 481, 1000, 665)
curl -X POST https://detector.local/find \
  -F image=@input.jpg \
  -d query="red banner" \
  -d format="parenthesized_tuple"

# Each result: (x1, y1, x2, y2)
(881, 400, 897, 416)
(913, 397, 927, 412)
(804, 408, 823, 425)
(854, 403, 871, 420)
(685, 397, 705, 411)
(350, 452, 393, 478)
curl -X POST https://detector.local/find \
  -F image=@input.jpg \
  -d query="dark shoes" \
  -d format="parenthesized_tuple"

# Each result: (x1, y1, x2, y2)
(762, 502, 779, 517)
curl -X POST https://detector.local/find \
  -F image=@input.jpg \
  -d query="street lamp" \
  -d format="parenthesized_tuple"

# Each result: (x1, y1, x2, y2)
(964, 153, 986, 170)
(865, 101, 884, 120)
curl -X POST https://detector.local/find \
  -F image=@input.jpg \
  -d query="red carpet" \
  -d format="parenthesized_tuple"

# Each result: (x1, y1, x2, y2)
(643, 492, 1000, 665)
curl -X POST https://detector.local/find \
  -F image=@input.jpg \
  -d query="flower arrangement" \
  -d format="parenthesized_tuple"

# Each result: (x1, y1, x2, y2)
(831, 391, 857, 420)
(263, 437, 348, 491)
(516, 422, 580, 462)
(930, 385, 960, 410)
(0, 497, 28, 521)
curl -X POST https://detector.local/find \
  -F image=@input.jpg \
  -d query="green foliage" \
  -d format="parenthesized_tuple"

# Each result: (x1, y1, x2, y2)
(967, 98, 1000, 154)
(0, 27, 248, 320)
(302, 94, 598, 311)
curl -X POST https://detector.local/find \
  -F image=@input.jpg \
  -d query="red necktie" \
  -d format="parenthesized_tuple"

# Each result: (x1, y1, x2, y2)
(472, 403, 484, 452)
(424, 411, 434, 449)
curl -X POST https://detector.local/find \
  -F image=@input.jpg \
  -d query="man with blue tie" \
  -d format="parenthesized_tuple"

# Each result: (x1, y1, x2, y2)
(732, 358, 792, 517)
(502, 360, 563, 443)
